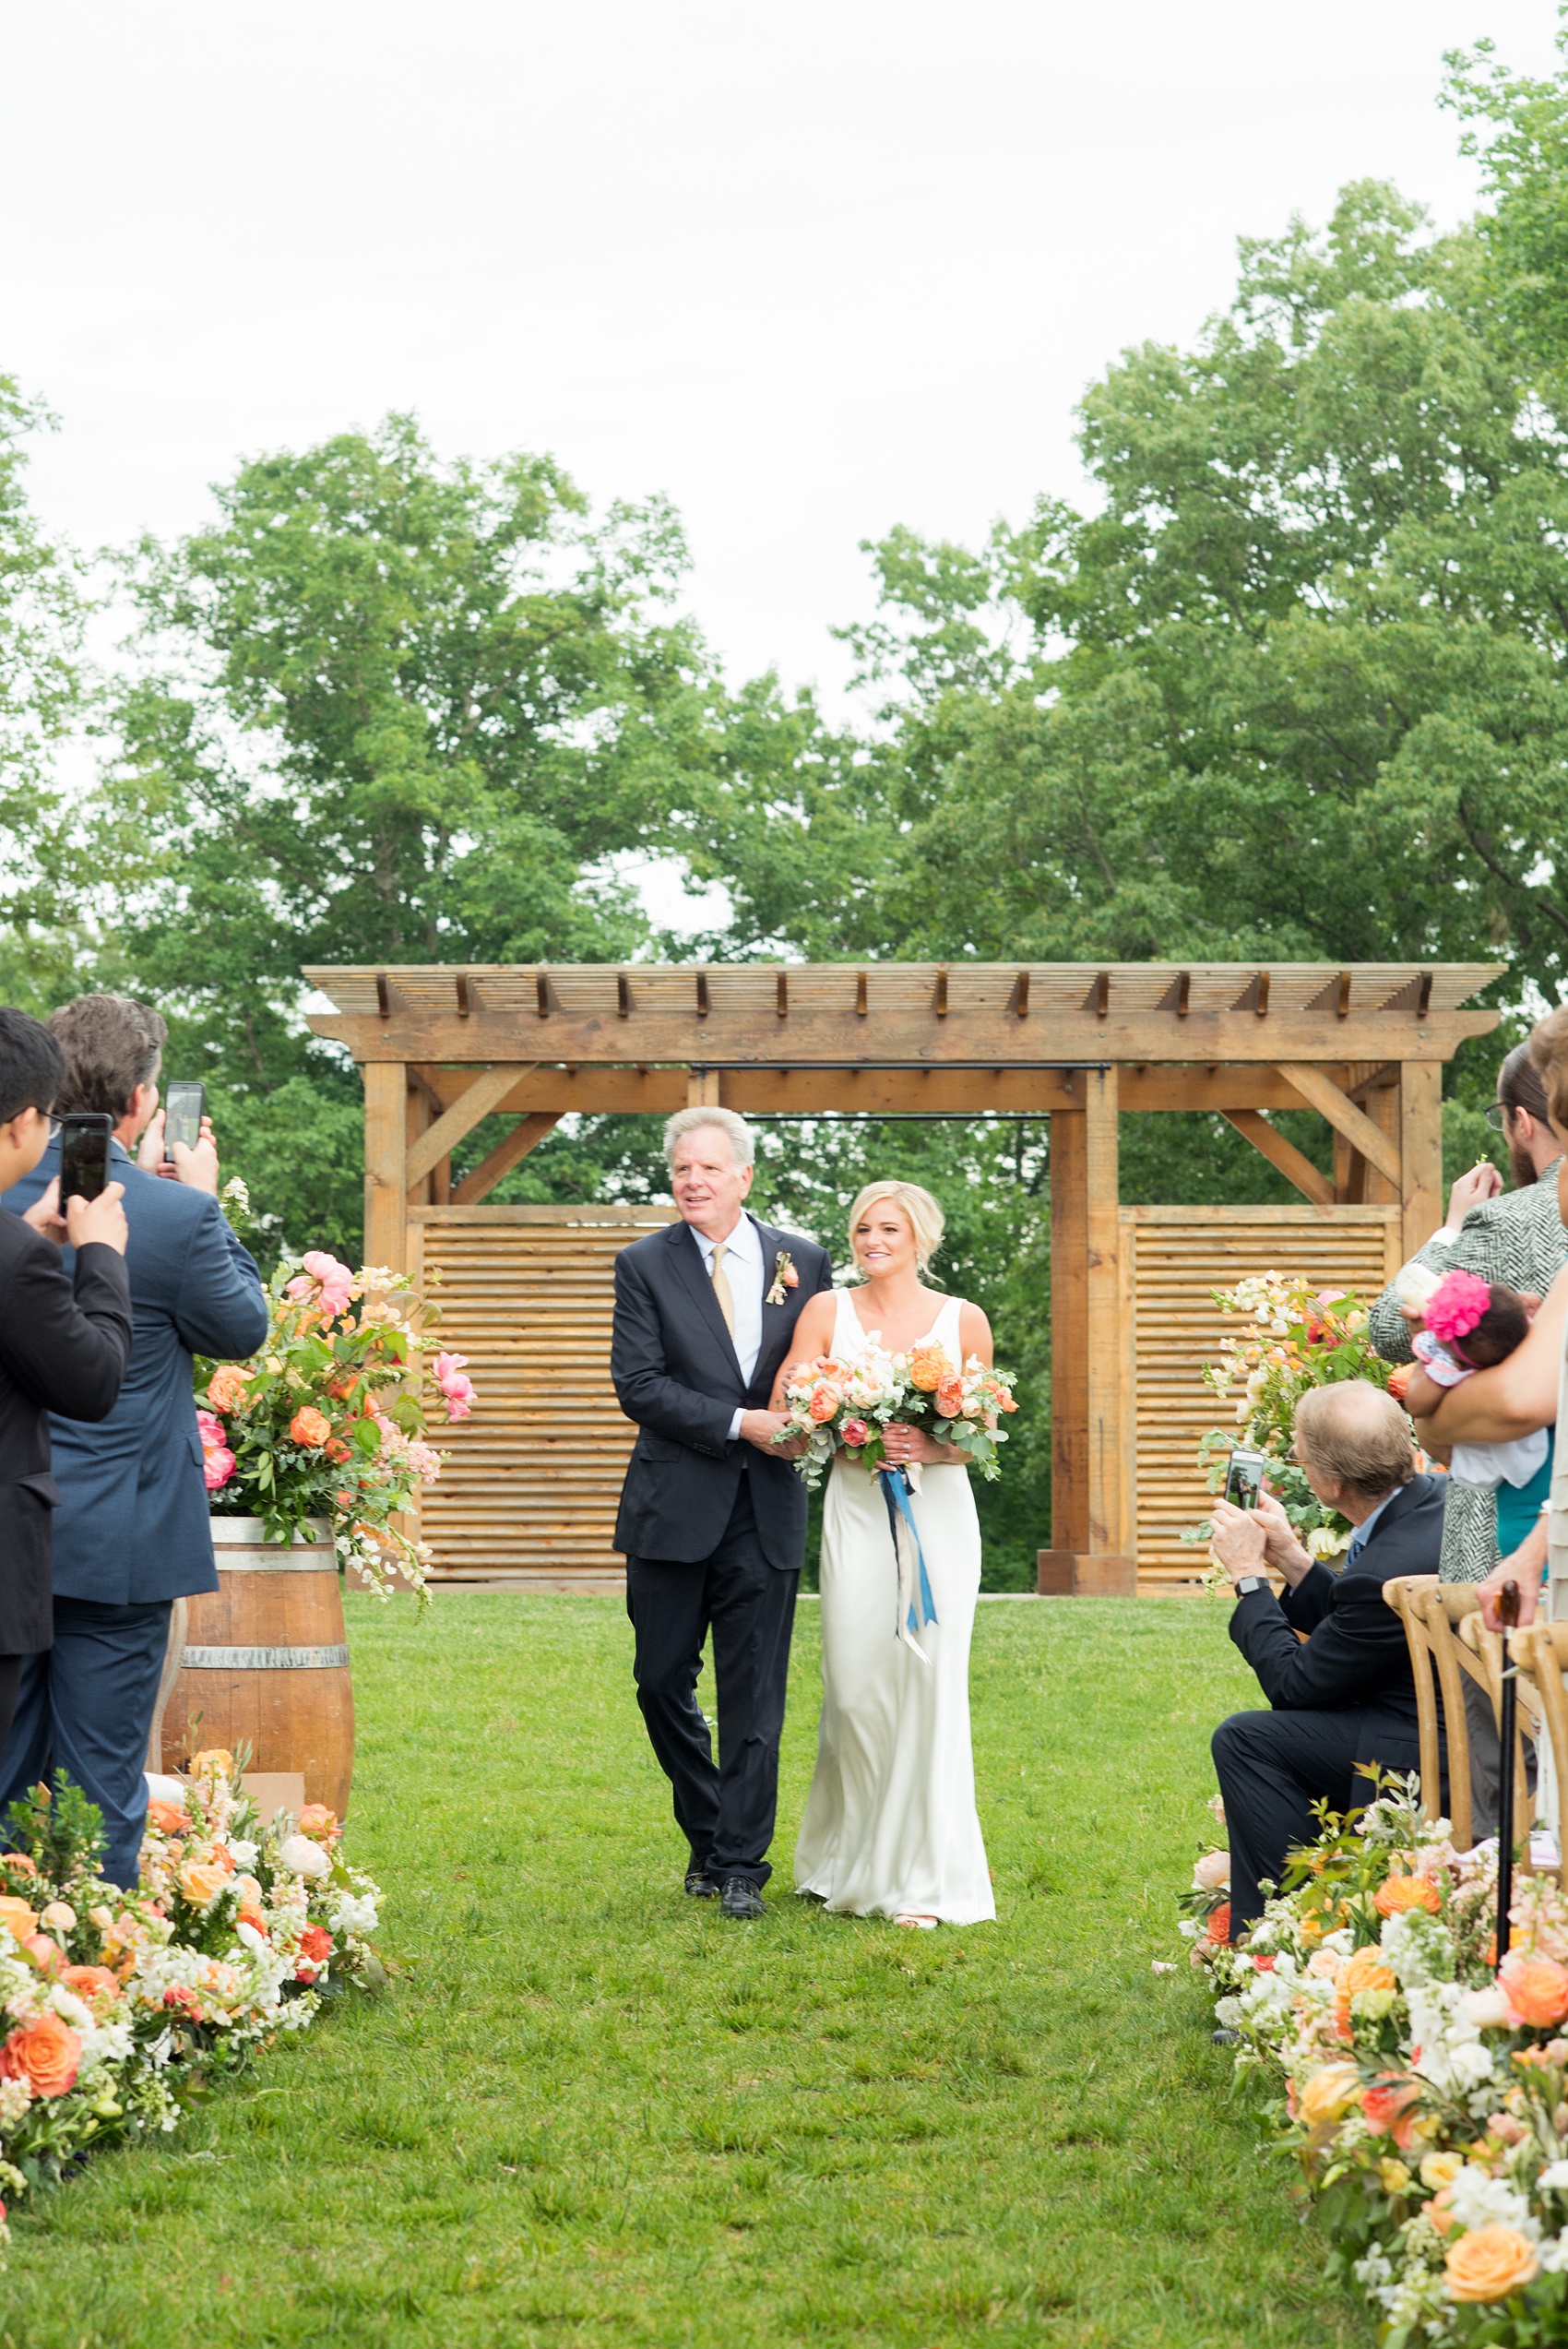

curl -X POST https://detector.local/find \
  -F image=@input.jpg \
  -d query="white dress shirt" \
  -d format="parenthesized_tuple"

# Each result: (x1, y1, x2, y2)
(689, 1212, 765, 1441)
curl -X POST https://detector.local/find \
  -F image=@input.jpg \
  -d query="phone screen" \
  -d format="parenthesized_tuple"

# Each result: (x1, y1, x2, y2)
(164, 1081, 206, 1157)
(59, 1115, 113, 1203)
(1224, 1451, 1265, 1511)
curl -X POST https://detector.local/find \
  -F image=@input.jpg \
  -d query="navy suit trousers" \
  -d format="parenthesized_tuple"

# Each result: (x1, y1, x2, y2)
(1212, 1706, 1424, 1934)
(0, 1598, 173, 1888)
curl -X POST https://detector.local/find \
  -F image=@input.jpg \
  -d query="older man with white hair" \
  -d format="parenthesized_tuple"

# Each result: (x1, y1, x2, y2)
(1208, 1379, 1445, 1938)
(611, 1109, 832, 1919)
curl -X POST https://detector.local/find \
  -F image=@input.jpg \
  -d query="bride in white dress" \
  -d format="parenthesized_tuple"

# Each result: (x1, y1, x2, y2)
(784, 1181, 995, 1928)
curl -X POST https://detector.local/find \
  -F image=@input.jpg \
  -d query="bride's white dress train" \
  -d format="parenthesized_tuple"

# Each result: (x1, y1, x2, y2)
(793, 1290, 995, 1924)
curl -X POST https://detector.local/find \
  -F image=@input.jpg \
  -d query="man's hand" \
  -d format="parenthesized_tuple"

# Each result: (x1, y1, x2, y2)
(1446, 1162, 1503, 1225)
(1208, 1497, 1268, 1582)
(1476, 1519, 1548, 1633)
(65, 1183, 128, 1256)
(21, 1177, 66, 1245)
(740, 1409, 795, 1455)
(1251, 1486, 1314, 1585)
(140, 1110, 219, 1194)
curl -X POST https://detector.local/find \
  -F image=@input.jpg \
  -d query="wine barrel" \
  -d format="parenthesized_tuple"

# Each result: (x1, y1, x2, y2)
(160, 1517, 355, 1817)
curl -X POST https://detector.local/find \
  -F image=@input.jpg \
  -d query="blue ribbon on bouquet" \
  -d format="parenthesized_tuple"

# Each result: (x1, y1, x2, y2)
(880, 1464, 938, 1664)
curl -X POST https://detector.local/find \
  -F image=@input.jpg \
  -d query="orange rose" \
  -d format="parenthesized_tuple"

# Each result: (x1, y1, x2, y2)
(146, 1800, 187, 1836)
(324, 1437, 351, 1463)
(188, 1747, 234, 1779)
(0, 2011, 81, 2097)
(290, 1406, 331, 1449)
(61, 1964, 119, 2003)
(908, 1344, 953, 1393)
(808, 1387, 840, 1424)
(236, 1906, 268, 1938)
(1341, 1949, 1397, 1998)
(0, 1896, 39, 1943)
(934, 1377, 965, 1419)
(205, 1365, 252, 1412)
(1375, 1874, 1442, 1918)
(1361, 2074, 1420, 2136)
(1444, 2225, 1540, 2303)
(177, 1858, 229, 1910)
(1500, 1951, 1568, 2029)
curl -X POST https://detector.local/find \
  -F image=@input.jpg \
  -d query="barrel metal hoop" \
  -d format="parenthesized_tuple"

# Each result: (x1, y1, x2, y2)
(214, 1554, 335, 1573)
(180, 1644, 350, 1671)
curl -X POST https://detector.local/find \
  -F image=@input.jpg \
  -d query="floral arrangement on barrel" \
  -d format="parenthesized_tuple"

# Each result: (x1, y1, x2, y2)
(1184, 1774, 1568, 2345)
(194, 1251, 478, 1600)
(775, 1339, 1018, 1489)
(1191, 1271, 1400, 1564)
(0, 1756, 383, 2261)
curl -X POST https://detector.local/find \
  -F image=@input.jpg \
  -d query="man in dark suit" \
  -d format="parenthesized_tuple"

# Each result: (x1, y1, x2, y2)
(612, 1108, 832, 1919)
(1209, 1378, 1445, 1936)
(0, 1008, 133, 1756)
(0, 996, 267, 1887)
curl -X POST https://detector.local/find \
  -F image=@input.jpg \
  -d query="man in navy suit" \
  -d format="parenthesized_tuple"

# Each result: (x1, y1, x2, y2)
(0, 996, 267, 1886)
(612, 1108, 832, 1918)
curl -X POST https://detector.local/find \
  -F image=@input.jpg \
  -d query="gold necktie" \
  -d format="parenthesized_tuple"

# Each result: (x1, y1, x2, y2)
(710, 1241, 737, 1339)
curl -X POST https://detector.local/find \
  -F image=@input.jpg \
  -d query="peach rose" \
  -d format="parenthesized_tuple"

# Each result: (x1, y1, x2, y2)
(188, 1747, 233, 1779)
(1307, 1949, 1346, 1980)
(934, 1377, 965, 1418)
(0, 2011, 81, 2097)
(1193, 1850, 1230, 1890)
(1361, 2074, 1420, 2137)
(206, 1364, 252, 1412)
(1298, 2062, 1361, 2128)
(298, 1805, 340, 1843)
(0, 1896, 39, 1943)
(1444, 2225, 1540, 2303)
(1342, 1949, 1398, 1997)
(290, 1406, 332, 1449)
(39, 1902, 75, 1932)
(4, 1854, 37, 1877)
(908, 1344, 953, 1393)
(23, 1935, 62, 1973)
(61, 1964, 119, 2003)
(147, 1800, 187, 1837)
(1374, 1874, 1442, 1918)
(1500, 1951, 1568, 2030)
(808, 1387, 840, 1424)
(177, 1858, 229, 1910)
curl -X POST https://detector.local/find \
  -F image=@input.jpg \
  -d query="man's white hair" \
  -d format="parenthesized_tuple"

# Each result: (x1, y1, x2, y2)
(663, 1105, 756, 1171)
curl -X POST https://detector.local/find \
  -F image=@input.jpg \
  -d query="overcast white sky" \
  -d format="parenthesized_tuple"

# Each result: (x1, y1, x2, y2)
(3, 1, 1562, 713)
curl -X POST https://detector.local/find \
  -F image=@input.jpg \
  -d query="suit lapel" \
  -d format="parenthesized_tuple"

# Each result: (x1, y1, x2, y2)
(664, 1221, 745, 1382)
(751, 1219, 802, 1401)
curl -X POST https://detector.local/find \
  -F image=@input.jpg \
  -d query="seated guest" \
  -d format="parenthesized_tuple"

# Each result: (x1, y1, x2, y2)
(0, 996, 267, 1888)
(0, 1008, 133, 1754)
(1209, 1380, 1444, 1938)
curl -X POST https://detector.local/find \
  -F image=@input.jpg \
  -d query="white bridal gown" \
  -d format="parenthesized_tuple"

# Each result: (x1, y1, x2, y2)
(793, 1290, 995, 1925)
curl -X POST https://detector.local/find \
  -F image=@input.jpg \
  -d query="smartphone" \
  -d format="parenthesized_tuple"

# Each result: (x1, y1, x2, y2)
(1224, 1448, 1270, 1511)
(58, 1113, 113, 1204)
(163, 1080, 207, 1161)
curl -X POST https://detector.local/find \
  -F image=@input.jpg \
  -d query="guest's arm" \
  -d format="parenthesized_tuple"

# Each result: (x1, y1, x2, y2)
(0, 1223, 133, 1424)
(172, 1196, 268, 1360)
(1411, 1268, 1568, 1446)
(1229, 1575, 1411, 1711)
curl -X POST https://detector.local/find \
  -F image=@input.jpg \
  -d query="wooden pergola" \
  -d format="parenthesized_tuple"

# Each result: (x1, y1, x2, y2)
(306, 960, 1501, 1591)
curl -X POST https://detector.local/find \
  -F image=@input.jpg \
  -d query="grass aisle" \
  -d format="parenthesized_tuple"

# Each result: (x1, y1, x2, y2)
(1, 1595, 1368, 2347)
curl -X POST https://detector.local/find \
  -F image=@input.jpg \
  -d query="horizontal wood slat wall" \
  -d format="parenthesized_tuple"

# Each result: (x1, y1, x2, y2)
(408, 1205, 678, 1588)
(1124, 1206, 1402, 1588)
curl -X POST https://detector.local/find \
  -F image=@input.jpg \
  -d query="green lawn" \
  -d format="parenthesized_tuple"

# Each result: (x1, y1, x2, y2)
(0, 1594, 1368, 2348)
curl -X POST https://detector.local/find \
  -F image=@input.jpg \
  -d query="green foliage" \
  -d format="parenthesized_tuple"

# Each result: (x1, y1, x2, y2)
(0, 1595, 1369, 2345)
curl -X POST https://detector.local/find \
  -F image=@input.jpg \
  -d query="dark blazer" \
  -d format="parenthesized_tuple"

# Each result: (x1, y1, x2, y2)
(1228, 1473, 1446, 1758)
(612, 1213, 833, 1570)
(4, 1140, 267, 1606)
(0, 1209, 133, 1651)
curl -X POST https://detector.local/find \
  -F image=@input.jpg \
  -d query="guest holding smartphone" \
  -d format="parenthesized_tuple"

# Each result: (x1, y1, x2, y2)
(0, 996, 266, 1886)
(0, 1008, 132, 1754)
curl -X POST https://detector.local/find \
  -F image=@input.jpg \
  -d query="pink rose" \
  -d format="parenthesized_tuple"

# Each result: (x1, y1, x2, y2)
(840, 1419, 870, 1449)
(196, 1409, 235, 1492)
(434, 1351, 477, 1423)
(302, 1250, 354, 1314)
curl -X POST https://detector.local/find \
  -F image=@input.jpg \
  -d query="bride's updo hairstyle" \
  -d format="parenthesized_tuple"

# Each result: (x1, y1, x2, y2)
(848, 1181, 945, 1274)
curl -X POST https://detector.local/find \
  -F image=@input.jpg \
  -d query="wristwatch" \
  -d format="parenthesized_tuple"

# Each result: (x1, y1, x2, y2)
(1233, 1575, 1267, 1597)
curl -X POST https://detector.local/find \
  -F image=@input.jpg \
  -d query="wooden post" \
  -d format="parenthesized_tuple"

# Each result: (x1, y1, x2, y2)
(1361, 1069, 1402, 1208)
(1040, 1068, 1134, 1593)
(363, 1062, 408, 1275)
(1399, 1062, 1443, 1262)
(406, 1080, 432, 1208)
(686, 1069, 722, 1108)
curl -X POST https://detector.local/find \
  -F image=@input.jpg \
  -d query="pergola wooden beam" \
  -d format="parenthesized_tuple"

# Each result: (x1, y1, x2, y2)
(1274, 1063, 1403, 1189)
(451, 1114, 563, 1207)
(404, 1064, 536, 1191)
(1220, 1111, 1333, 1206)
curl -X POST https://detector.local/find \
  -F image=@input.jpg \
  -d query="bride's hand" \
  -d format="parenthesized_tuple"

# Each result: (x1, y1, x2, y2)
(880, 1425, 942, 1467)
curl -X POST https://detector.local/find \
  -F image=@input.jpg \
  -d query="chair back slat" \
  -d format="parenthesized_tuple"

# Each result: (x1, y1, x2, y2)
(1383, 1575, 1470, 1848)
(1458, 1614, 1538, 1860)
(1513, 1624, 1568, 1888)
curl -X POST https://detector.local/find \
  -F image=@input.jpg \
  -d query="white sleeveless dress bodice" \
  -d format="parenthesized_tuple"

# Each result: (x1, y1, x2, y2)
(792, 1289, 994, 1924)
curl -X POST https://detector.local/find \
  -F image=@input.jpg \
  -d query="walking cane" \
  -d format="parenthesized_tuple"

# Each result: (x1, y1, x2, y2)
(1496, 1578, 1521, 1964)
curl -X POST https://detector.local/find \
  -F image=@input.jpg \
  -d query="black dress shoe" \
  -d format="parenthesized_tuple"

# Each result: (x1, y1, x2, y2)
(719, 1877, 766, 1920)
(684, 1870, 720, 1899)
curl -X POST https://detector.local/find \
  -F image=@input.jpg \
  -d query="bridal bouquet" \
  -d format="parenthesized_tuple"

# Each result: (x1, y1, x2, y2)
(774, 1337, 1018, 1490)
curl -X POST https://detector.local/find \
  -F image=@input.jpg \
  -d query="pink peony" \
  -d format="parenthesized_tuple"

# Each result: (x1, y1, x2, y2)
(196, 1409, 235, 1492)
(285, 1250, 354, 1322)
(434, 1352, 476, 1422)
(1425, 1270, 1493, 1346)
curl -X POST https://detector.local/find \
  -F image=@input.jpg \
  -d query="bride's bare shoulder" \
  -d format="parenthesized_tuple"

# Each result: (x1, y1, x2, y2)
(956, 1298, 993, 1365)
(790, 1288, 839, 1350)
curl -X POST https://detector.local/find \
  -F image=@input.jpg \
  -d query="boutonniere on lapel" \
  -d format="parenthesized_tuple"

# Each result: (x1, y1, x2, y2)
(766, 1251, 800, 1306)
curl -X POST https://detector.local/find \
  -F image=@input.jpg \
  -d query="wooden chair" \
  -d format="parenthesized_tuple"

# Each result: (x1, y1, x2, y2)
(1458, 1612, 1539, 1863)
(1383, 1575, 1483, 1850)
(1511, 1624, 1567, 1885)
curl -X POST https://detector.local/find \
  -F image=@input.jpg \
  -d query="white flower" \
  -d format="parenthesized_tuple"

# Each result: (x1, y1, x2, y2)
(1457, 1985, 1514, 2029)
(1538, 2231, 1568, 2271)
(1538, 2163, 1568, 2193)
(226, 1838, 258, 1868)
(1447, 2164, 1538, 2238)
(278, 1834, 330, 1879)
(235, 1921, 269, 1956)
(328, 1893, 379, 1937)
(1308, 1526, 1348, 1559)
(46, 1985, 92, 2030)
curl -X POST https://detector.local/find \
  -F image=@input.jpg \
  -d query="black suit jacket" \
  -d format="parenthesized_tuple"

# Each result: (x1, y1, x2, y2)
(1228, 1473, 1445, 1756)
(612, 1214, 833, 1569)
(0, 1210, 133, 1653)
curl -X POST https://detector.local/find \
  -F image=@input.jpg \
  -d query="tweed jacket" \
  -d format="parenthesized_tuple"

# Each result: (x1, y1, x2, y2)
(1369, 1163, 1568, 1582)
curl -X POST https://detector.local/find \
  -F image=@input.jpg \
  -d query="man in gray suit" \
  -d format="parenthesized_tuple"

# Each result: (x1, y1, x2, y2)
(0, 996, 267, 1885)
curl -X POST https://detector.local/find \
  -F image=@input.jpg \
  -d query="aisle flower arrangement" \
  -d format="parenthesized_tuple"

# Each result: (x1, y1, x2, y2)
(0, 1758, 383, 2261)
(774, 1338, 1018, 1488)
(1186, 1774, 1568, 2344)
(1194, 1271, 1399, 1560)
(196, 1251, 479, 1600)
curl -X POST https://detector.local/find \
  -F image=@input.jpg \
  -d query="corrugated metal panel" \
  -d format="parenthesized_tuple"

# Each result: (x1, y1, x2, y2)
(410, 1206, 677, 1586)
(1124, 1207, 1402, 1586)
